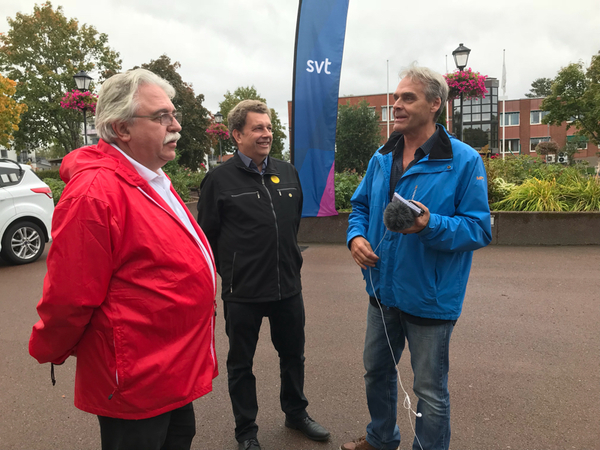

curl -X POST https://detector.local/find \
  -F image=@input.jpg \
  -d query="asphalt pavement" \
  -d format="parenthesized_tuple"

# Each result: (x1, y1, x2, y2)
(1, 244, 598, 450)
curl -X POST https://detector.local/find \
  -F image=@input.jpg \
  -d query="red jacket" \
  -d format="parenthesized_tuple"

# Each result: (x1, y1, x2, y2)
(29, 141, 218, 420)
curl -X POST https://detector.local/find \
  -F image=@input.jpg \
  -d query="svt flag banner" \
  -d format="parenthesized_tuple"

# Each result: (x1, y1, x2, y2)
(291, 0, 350, 217)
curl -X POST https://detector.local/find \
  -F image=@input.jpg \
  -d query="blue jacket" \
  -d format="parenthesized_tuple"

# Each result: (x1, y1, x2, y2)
(347, 127, 491, 320)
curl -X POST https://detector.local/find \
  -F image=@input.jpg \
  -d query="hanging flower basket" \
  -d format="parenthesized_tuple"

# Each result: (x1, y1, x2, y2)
(206, 123, 230, 141)
(444, 68, 488, 100)
(60, 89, 98, 115)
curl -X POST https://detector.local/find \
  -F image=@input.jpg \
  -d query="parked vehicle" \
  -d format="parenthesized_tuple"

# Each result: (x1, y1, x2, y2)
(0, 159, 54, 265)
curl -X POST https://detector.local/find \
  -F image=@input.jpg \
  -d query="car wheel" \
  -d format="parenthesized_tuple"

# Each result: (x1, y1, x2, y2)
(0, 221, 45, 265)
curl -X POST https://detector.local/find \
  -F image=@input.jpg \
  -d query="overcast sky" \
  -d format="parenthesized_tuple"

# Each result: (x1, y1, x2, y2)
(2, 0, 599, 146)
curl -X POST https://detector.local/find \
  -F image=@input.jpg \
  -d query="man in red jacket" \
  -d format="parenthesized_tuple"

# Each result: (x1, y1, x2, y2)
(29, 69, 218, 450)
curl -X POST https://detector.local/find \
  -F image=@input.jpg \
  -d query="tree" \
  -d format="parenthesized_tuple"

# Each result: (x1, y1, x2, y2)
(138, 55, 211, 170)
(0, 74, 27, 147)
(218, 86, 286, 159)
(335, 100, 382, 172)
(0, 2, 122, 155)
(525, 77, 553, 98)
(541, 52, 600, 146)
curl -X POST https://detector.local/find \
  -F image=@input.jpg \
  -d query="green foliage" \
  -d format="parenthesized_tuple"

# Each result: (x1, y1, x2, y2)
(525, 77, 553, 98)
(36, 169, 61, 180)
(485, 155, 600, 211)
(560, 141, 582, 166)
(137, 55, 211, 170)
(335, 100, 382, 172)
(163, 157, 205, 202)
(541, 51, 600, 146)
(492, 178, 570, 211)
(43, 177, 65, 205)
(218, 86, 286, 159)
(0, 2, 122, 154)
(334, 171, 362, 211)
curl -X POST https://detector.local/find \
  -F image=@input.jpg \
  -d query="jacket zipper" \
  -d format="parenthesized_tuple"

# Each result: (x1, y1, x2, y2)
(109, 339, 119, 400)
(277, 187, 297, 196)
(136, 187, 216, 294)
(261, 176, 281, 300)
(230, 252, 236, 293)
(231, 191, 260, 199)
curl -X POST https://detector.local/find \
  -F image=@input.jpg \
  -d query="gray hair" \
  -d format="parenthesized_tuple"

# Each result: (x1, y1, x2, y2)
(228, 99, 271, 145)
(95, 69, 176, 143)
(399, 65, 449, 122)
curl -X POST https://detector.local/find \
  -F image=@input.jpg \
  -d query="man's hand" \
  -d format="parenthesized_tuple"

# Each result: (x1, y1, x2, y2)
(350, 236, 379, 269)
(397, 200, 430, 234)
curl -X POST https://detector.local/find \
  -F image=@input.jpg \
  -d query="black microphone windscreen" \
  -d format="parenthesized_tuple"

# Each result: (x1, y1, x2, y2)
(383, 200, 415, 232)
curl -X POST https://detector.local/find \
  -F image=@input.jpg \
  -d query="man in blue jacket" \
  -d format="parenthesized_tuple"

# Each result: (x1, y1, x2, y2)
(341, 65, 492, 450)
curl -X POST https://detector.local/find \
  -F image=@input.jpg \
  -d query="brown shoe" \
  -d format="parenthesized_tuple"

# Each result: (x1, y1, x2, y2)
(340, 436, 377, 450)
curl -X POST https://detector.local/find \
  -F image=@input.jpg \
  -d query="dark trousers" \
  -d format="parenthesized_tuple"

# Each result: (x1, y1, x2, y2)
(97, 402, 196, 450)
(223, 293, 309, 442)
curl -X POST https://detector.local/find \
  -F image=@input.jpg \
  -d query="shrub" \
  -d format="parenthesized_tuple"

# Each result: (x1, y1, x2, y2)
(483, 155, 598, 209)
(491, 175, 600, 212)
(163, 158, 205, 202)
(43, 178, 66, 206)
(335, 171, 362, 211)
(36, 169, 62, 180)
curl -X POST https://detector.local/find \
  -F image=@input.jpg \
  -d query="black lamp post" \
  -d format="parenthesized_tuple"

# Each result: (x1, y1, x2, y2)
(73, 70, 93, 146)
(452, 43, 471, 142)
(214, 112, 224, 163)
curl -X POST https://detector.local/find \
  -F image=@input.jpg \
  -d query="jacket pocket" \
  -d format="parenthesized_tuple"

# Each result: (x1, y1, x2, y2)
(231, 191, 260, 200)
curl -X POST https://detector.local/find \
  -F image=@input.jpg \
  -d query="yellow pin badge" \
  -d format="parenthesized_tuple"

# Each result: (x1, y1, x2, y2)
(271, 175, 280, 184)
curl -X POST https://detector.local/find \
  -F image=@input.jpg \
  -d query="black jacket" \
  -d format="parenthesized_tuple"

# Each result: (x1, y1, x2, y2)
(197, 152, 303, 302)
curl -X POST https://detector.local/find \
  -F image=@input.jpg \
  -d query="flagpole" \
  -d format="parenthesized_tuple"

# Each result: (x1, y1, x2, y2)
(501, 49, 507, 160)
(445, 55, 450, 131)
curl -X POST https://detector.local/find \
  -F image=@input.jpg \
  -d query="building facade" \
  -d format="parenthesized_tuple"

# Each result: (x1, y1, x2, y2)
(493, 97, 598, 164)
(287, 85, 599, 166)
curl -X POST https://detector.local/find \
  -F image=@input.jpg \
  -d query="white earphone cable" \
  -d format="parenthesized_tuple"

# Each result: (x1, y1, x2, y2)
(368, 228, 424, 450)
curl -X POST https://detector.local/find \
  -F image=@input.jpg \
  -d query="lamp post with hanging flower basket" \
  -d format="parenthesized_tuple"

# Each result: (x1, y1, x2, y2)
(445, 44, 488, 142)
(60, 71, 97, 149)
(206, 113, 229, 165)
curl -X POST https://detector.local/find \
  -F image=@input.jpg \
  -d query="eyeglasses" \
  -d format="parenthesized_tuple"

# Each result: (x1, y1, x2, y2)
(132, 111, 182, 126)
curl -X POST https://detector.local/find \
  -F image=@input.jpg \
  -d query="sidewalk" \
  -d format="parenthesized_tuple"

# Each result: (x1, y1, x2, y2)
(2, 244, 598, 449)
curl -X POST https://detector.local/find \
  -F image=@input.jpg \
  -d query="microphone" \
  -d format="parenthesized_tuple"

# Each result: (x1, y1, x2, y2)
(383, 200, 415, 232)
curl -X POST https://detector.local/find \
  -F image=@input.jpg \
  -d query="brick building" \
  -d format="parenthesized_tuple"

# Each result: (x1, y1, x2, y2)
(287, 84, 599, 166)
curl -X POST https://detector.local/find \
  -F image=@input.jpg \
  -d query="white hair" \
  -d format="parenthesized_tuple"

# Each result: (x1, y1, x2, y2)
(400, 64, 449, 122)
(95, 69, 176, 143)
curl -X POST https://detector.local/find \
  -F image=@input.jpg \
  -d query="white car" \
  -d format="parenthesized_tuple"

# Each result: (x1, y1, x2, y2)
(0, 159, 54, 265)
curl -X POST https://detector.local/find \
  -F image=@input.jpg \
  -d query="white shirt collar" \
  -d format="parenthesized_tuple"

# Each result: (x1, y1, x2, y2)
(111, 144, 170, 189)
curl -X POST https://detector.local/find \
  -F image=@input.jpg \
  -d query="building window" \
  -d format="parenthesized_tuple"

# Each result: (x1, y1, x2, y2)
(500, 139, 520, 154)
(368, 106, 376, 117)
(0, 149, 7, 158)
(567, 135, 588, 149)
(530, 110, 549, 125)
(381, 106, 394, 121)
(530, 137, 549, 152)
(500, 112, 519, 126)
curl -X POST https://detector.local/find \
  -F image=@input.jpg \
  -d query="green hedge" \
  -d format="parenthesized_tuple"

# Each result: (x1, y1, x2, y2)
(36, 169, 62, 180)
(43, 178, 65, 206)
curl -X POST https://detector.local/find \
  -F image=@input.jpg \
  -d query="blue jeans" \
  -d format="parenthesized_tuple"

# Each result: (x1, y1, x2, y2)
(363, 303, 454, 450)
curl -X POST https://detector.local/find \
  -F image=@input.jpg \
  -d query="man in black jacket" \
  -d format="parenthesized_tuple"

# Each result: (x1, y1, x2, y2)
(197, 100, 329, 450)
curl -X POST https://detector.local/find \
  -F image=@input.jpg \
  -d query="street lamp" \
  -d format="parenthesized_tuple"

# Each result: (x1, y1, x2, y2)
(73, 70, 93, 146)
(452, 43, 471, 142)
(214, 112, 224, 164)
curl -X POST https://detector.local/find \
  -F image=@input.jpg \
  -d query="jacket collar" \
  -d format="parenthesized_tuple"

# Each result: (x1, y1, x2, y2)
(378, 124, 453, 160)
(232, 151, 279, 175)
